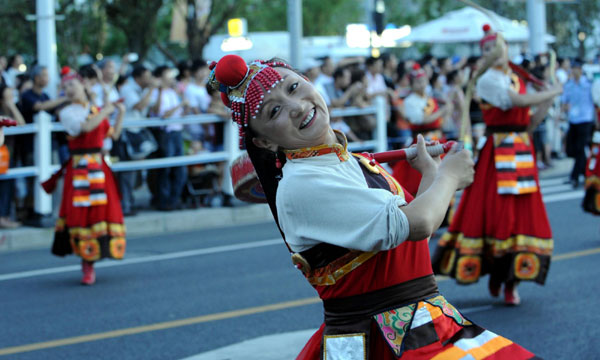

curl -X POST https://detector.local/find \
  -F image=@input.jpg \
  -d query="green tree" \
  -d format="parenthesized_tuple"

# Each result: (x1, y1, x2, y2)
(105, 0, 165, 60)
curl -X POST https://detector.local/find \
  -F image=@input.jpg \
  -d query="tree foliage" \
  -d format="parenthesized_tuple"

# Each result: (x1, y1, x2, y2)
(1, 0, 599, 67)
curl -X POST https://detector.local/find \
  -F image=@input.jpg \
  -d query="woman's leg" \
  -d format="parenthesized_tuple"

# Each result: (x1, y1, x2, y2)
(81, 259, 96, 285)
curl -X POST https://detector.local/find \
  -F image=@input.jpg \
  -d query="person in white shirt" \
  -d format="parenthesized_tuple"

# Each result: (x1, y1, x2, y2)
(91, 59, 120, 153)
(115, 65, 156, 216)
(149, 65, 188, 211)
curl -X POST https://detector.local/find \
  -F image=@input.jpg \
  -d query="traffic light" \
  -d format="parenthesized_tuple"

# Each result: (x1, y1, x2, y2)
(373, 0, 385, 36)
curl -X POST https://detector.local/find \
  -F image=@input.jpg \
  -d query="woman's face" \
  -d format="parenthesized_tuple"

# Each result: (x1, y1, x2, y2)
(250, 67, 331, 151)
(481, 40, 507, 67)
(411, 75, 428, 94)
(63, 78, 86, 100)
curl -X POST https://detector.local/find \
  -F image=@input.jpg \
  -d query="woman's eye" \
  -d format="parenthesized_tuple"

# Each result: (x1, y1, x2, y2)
(270, 105, 280, 118)
(289, 82, 298, 93)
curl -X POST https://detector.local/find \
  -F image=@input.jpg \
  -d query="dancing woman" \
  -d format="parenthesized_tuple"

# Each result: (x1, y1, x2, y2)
(209, 54, 539, 359)
(44, 71, 126, 285)
(432, 25, 562, 305)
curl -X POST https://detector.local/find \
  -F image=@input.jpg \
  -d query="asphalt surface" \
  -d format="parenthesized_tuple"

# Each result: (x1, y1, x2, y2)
(0, 178, 598, 360)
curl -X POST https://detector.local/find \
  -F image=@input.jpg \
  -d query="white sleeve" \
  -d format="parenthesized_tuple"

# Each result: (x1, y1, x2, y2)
(276, 166, 410, 253)
(121, 85, 141, 111)
(58, 106, 85, 137)
(403, 95, 425, 124)
(184, 86, 199, 108)
(476, 71, 513, 111)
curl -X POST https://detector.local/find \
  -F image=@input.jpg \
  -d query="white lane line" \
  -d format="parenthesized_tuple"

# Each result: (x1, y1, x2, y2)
(539, 178, 567, 187)
(540, 184, 575, 195)
(458, 305, 495, 314)
(543, 190, 584, 203)
(0, 238, 282, 282)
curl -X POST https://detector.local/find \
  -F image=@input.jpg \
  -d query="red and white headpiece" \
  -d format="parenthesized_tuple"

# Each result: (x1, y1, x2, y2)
(409, 63, 427, 80)
(60, 66, 81, 84)
(479, 24, 497, 48)
(207, 55, 292, 148)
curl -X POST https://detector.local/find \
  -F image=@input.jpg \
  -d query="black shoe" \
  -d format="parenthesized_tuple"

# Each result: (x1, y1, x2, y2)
(123, 209, 138, 217)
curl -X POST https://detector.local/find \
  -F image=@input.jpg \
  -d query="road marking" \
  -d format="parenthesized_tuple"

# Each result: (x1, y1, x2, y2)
(1, 246, 599, 356)
(0, 297, 321, 356)
(543, 190, 584, 203)
(0, 239, 282, 281)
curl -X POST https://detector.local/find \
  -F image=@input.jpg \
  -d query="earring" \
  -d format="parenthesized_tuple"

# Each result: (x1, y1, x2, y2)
(275, 157, 282, 169)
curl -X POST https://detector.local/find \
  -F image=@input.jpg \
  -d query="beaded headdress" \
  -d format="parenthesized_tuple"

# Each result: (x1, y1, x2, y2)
(409, 63, 427, 80)
(479, 24, 497, 48)
(207, 54, 291, 148)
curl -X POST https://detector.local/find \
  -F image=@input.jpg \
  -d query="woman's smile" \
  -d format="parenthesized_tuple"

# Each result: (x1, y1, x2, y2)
(299, 108, 316, 129)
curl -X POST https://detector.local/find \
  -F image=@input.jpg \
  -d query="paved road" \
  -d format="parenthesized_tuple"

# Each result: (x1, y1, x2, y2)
(0, 177, 597, 360)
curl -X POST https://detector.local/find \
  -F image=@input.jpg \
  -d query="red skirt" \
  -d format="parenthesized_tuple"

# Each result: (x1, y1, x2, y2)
(432, 137, 552, 285)
(297, 300, 537, 359)
(52, 157, 126, 261)
(583, 143, 600, 215)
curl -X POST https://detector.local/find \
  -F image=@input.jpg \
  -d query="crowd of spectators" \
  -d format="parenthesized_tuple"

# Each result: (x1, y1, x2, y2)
(0, 49, 598, 229)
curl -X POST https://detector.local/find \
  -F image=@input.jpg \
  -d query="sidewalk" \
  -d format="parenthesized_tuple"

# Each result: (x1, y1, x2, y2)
(0, 202, 272, 253)
(0, 158, 573, 254)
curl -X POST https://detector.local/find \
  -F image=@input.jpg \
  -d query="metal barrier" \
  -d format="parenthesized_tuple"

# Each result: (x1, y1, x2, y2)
(0, 96, 387, 218)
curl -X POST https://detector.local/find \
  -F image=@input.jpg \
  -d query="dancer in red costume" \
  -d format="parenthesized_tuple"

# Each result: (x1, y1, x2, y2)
(432, 25, 563, 305)
(583, 130, 600, 214)
(43, 70, 126, 285)
(209, 54, 540, 359)
(391, 64, 452, 196)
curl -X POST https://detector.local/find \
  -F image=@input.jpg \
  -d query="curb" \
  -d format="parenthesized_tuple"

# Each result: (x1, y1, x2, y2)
(0, 204, 273, 253)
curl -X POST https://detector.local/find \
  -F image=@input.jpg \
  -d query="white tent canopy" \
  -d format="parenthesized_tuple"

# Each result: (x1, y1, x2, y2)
(402, 7, 555, 44)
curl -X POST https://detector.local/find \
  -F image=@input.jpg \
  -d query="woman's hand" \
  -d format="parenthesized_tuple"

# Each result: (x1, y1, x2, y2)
(437, 143, 474, 190)
(407, 134, 439, 176)
(0, 127, 4, 147)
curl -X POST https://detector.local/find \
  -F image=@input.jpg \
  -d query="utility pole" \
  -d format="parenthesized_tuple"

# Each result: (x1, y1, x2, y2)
(34, 0, 59, 98)
(287, 0, 303, 69)
(527, 0, 547, 55)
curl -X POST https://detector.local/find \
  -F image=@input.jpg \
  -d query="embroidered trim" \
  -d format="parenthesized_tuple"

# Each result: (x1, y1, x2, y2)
(438, 231, 553, 256)
(305, 251, 377, 286)
(55, 218, 127, 261)
(373, 295, 472, 357)
(283, 130, 350, 162)
(493, 132, 538, 195)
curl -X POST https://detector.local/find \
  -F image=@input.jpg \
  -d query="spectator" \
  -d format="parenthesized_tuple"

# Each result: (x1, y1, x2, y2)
(149, 65, 188, 211)
(17, 65, 69, 218)
(381, 52, 398, 89)
(562, 58, 595, 188)
(556, 57, 571, 85)
(0, 82, 25, 229)
(184, 60, 211, 115)
(313, 56, 335, 90)
(0, 55, 7, 84)
(117, 64, 157, 216)
(444, 69, 465, 140)
(322, 67, 362, 108)
(92, 59, 120, 154)
(364, 56, 388, 98)
(176, 59, 192, 96)
(4, 54, 24, 88)
(344, 68, 375, 140)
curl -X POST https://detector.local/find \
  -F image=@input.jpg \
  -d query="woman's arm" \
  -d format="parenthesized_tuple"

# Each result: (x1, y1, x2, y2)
(400, 139, 474, 240)
(111, 102, 125, 140)
(508, 84, 562, 108)
(80, 103, 114, 133)
(3, 88, 25, 125)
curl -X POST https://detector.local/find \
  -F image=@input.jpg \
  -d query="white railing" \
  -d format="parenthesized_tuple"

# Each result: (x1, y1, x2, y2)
(1, 96, 388, 217)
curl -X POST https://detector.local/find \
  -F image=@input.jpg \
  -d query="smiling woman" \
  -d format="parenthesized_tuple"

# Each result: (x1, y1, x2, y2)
(208, 54, 536, 359)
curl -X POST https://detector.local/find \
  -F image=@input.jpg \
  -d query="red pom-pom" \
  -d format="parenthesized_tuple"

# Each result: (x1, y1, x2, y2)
(482, 24, 491, 33)
(220, 92, 230, 107)
(215, 55, 248, 87)
(60, 66, 71, 76)
(412, 63, 421, 70)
